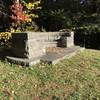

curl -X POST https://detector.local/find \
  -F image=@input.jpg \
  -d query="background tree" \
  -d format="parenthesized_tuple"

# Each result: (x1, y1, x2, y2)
(9, 0, 41, 32)
(0, 0, 12, 32)
(21, 0, 42, 31)
(74, 0, 100, 49)
(38, 0, 100, 32)
(38, 0, 80, 31)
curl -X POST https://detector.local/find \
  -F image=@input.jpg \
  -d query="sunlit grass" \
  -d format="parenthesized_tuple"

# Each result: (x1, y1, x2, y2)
(0, 49, 100, 100)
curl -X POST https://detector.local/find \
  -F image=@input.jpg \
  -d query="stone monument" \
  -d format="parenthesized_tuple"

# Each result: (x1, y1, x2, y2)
(7, 31, 75, 66)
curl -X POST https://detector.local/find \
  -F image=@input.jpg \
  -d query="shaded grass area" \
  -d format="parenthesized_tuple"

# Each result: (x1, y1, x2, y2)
(0, 49, 100, 100)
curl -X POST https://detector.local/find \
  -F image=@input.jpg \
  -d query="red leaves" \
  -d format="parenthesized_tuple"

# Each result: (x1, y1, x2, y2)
(10, 1, 28, 23)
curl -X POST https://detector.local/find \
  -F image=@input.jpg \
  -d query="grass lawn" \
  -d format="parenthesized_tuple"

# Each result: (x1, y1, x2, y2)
(0, 49, 100, 100)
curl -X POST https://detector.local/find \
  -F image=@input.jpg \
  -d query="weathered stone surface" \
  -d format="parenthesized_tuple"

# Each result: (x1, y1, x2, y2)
(7, 46, 84, 66)
(58, 31, 74, 47)
(11, 31, 72, 58)
(6, 56, 40, 66)
(7, 31, 75, 66)
(11, 32, 46, 58)
(41, 46, 82, 65)
(67, 31, 74, 47)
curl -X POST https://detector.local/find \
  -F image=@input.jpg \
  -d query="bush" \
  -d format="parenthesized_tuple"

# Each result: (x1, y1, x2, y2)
(74, 27, 100, 49)
(0, 32, 12, 47)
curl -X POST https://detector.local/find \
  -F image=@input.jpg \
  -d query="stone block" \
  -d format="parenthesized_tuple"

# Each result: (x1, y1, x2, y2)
(7, 31, 75, 66)
(6, 56, 40, 66)
(59, 31, 74, 47)
(11, 32, 45, 59)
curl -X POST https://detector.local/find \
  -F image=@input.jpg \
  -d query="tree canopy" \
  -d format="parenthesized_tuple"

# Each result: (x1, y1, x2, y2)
(0, 0, 99, 33)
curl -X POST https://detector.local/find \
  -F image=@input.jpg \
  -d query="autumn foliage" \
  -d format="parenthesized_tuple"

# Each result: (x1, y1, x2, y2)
(10, 1, 28, 23)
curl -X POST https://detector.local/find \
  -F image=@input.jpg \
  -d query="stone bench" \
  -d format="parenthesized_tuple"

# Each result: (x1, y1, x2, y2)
(7, 31, 74, 66)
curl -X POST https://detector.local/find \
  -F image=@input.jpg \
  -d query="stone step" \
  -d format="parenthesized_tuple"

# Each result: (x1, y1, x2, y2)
(6, 46, 84, 66)
(41, 46, 84, 65)
(6, 47, 84, 66)
(6, 56, 40, 66)
(44, 41, 58, 47)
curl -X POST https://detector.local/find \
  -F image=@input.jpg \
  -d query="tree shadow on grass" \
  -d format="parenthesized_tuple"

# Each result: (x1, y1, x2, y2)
(0, 48, 12, 61)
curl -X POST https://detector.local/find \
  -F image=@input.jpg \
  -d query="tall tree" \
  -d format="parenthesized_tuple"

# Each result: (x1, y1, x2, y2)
(38, 0, 79, 31)
(38, 0, 100, 32)
(9, 0, 41, 32)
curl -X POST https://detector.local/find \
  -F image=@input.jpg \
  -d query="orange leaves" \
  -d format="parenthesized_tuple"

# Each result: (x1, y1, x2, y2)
(10, 1, 28, 23)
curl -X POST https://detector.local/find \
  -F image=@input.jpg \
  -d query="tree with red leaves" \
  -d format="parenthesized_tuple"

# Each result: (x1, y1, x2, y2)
(10, 0, 28, 23)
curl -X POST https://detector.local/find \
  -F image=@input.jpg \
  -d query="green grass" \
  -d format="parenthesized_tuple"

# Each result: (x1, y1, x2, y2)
(0, 49, 100, 100)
